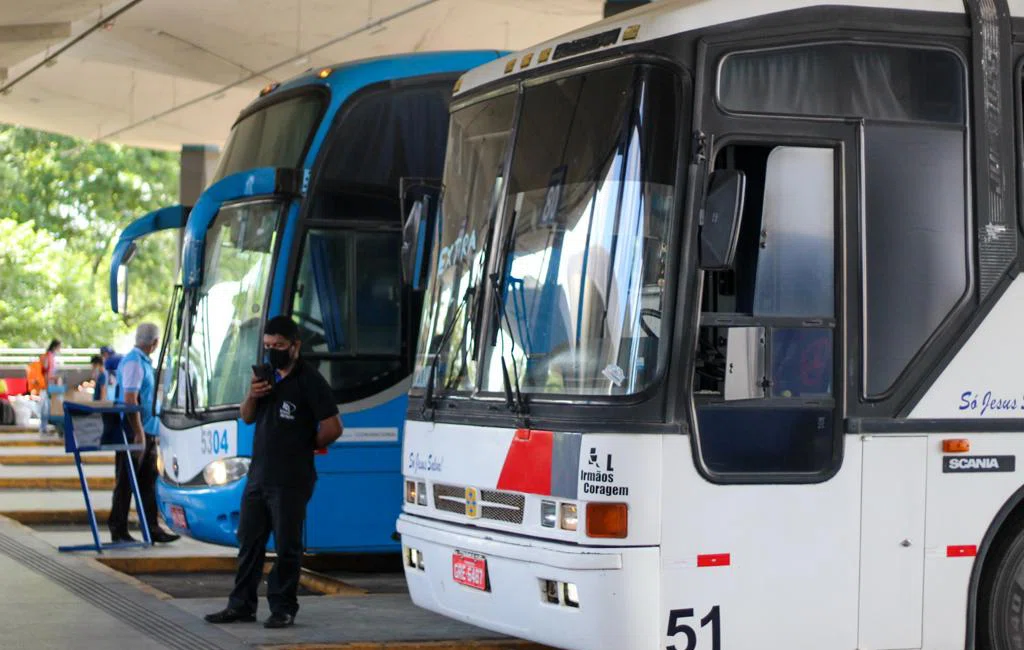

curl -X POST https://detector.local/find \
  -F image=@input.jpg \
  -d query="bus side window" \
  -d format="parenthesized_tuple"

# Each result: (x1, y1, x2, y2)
(694, 145, 836, 476)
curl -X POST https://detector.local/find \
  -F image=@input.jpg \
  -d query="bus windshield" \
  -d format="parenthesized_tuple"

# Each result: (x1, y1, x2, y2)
(416, 64, 681, 400)
(163, 201, 281, 412)
(212, 92, 325, 182)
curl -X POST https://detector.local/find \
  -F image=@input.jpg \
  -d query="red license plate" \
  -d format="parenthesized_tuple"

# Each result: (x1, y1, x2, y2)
(169, 505, 188, 531)
(452, 551, 488, 591)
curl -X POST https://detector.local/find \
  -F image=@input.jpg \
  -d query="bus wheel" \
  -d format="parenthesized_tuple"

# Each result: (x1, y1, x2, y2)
(978, 521, 1024, 650)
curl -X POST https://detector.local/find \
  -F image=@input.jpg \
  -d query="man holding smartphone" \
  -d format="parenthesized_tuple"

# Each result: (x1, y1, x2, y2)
(205, 315, 342, 628)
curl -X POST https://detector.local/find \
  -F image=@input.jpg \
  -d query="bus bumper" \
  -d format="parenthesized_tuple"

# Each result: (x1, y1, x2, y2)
(156, 476, 246, 547)
(397, 514, 660, 650)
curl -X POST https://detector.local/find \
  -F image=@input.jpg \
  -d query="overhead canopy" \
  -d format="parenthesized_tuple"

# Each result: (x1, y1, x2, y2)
(0, 0, 605, 151)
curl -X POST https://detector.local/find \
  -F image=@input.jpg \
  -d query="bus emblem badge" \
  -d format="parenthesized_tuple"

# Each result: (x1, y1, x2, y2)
(465, 487, 480, 519)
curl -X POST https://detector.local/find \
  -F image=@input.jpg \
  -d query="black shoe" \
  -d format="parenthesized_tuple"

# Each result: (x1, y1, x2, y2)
(110, 531, 137, 543)
(204, 607, 256, 624)
(264, 613, 295, 628)
(150, 529, 180, 543)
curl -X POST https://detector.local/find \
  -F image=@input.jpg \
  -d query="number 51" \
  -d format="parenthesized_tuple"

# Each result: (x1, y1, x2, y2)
(666, 606, 720, 650)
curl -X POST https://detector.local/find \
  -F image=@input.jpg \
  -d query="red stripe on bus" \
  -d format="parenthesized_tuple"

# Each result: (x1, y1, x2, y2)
(697, 553, 731, 567)
(947, 545, 977, 557)
(496, 429, 553, 496)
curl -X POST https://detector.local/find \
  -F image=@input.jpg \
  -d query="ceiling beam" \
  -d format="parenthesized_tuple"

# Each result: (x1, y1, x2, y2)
(0, 22, 72, 43)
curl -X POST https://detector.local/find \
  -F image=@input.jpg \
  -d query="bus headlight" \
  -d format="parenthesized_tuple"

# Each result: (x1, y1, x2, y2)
(202, 457, 250, 486)
(405, 480, 428, 505)
(156, 447, 165, 477)
(559, 503, 578, 531)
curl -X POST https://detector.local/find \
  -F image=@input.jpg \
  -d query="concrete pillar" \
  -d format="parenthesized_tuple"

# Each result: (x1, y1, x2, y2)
(604, 0, 651, 18)
(177, 144, 220, 265)
(179, 144, 220, 206)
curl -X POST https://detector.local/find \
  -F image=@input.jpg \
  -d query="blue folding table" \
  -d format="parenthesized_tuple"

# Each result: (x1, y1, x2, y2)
(59, 400, 153, 552)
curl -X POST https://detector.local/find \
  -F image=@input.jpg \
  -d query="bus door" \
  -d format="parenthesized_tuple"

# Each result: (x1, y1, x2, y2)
(290, 220, 408, 552)
(681, 57, 871, 644)
(109, 204, 190, 314)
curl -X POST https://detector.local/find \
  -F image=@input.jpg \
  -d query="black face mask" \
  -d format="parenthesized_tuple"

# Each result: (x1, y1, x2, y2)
(266, 347, 292, 370)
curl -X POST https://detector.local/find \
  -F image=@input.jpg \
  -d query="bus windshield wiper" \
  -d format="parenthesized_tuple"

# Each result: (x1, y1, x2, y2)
(489, 273, 527, 418)
(421, 285, 475, 417)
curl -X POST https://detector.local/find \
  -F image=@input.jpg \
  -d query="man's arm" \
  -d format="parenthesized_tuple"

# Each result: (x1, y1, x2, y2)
(123, 390, 145, 445)
(315, 415, 342, 449)
(240, 373, 272, 424)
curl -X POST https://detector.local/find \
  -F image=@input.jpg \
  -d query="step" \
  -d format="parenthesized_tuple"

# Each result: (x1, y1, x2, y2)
(0, 454, 114, 465)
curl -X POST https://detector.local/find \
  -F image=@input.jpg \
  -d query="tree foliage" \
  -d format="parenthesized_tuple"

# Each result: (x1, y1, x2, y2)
(0, 124, 181, 348)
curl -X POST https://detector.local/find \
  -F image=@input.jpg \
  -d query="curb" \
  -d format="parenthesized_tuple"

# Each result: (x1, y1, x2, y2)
(0, 439, 65, 448)
(95, 555, 367, 597)
(0, 454, 115, 465)
(0, 476, 115, 490)
(0, 509, 122, 525)
(259, 642, 551, 650)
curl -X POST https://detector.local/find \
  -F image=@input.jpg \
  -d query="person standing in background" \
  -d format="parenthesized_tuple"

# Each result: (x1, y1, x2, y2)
(89, 356, 108, 401)
(100, 345, 122, 397)
(108, 324, 179, 544)
(38, 339, 61, 434)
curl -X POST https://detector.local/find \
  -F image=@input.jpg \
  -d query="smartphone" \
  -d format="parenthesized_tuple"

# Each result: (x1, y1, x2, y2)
(251, 363, 274, 384)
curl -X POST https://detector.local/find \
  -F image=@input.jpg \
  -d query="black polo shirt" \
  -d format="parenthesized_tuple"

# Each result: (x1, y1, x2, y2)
(248, 359, 339, 488)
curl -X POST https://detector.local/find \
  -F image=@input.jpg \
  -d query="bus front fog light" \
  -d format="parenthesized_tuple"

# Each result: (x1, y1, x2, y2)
(202, 457, 250, 486)
(416, 481, 427, 506)
(405, 480, 416, 504)
(541, 500, 556, 527)
(563, 582, 579, 607)
(560, 503, 578, 531)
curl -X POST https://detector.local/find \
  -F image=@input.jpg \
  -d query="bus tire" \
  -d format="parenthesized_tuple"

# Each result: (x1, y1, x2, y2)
(978, 517, 1024, 650)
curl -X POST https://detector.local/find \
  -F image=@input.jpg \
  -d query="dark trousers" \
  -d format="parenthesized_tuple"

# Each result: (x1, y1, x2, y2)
(109, 433, 160, 535)
(228, 481, 312, 617)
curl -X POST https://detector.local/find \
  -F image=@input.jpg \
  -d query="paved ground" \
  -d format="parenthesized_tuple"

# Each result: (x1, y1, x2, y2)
(0, 551, 169, 650)
(0, 425, 545, 649)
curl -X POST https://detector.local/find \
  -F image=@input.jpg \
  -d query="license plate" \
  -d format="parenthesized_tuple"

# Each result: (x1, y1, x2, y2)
(452, 551, 488, 591)
(169, 504, 188, 531)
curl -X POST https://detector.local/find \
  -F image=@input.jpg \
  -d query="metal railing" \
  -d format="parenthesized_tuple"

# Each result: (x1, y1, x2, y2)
(0, 348, 101, 368)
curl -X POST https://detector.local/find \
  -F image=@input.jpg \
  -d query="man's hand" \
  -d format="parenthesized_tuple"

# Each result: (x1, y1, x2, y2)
(240, 372, 271, 425)
(248, 375, 273, 400)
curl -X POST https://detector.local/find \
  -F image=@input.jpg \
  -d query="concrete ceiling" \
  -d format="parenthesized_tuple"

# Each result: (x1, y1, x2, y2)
(0, 0, 605, 151)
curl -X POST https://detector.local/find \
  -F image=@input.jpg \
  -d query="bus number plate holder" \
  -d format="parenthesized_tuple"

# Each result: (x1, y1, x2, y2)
(452, 550, 488, 591)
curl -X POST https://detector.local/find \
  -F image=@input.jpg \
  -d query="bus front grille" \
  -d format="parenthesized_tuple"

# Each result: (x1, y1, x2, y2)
(432, 483, 525, 524)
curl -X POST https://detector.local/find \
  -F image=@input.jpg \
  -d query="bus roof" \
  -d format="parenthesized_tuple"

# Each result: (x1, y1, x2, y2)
(242, 50, 504, 120)
(454, 0, 991, 99)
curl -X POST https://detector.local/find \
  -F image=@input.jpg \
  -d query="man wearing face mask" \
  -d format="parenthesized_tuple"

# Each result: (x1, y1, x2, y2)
(205, 315, 342, 629)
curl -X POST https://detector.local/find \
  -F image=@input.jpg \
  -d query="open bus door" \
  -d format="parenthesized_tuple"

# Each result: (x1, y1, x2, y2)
(109, 205, 191, 314)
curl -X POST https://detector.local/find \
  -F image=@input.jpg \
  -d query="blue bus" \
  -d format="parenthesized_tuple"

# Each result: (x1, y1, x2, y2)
(109, 51, 502, 552)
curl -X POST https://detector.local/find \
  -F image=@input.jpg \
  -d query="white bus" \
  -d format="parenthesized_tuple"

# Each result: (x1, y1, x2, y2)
(396, 1, 1024, 648)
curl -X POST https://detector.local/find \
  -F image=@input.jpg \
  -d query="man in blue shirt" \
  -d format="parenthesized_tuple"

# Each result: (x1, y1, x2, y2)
(89, 356, 107, 401)
(100, 345, 122, 397)
(108, 323, 179, 544)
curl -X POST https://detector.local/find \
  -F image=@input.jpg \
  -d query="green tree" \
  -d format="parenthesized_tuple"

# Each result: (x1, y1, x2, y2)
(0, 124, 181, 347)
(0, 219, 122, 347)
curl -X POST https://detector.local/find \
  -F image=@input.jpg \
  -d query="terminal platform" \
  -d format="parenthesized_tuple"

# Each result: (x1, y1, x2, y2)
(0, 426, 551, 650)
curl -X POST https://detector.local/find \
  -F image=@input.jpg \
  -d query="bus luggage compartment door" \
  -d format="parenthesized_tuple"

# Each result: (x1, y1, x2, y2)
(858, 435, 927, 649)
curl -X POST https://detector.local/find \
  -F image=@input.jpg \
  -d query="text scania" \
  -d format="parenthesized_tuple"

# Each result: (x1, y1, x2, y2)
(948, 457, 1002, 470)
(580, 469, 629, 496)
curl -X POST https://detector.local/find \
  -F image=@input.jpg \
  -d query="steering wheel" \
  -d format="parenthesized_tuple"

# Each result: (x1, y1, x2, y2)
(639, 308, 661, 338)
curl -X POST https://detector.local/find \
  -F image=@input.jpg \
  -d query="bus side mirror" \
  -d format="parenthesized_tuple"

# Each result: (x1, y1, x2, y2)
(401, 197, 430, 290)
(699, 169, 746, 271)
(116, 241, 138, 314)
